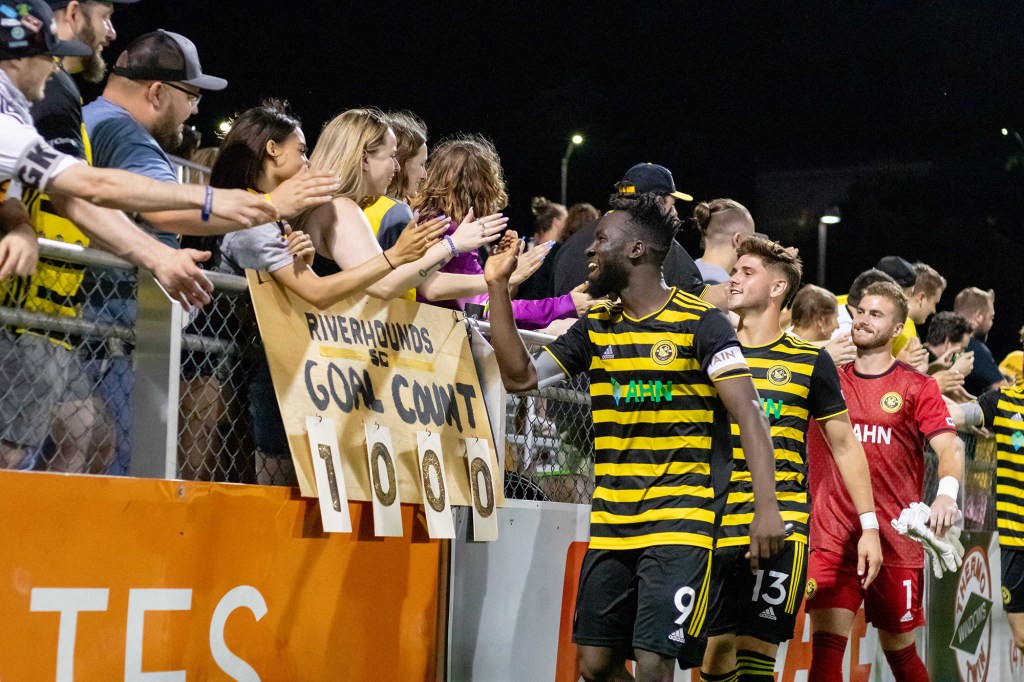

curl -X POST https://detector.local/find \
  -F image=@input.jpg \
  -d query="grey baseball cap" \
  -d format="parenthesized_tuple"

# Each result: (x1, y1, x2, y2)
(111, 28, 226, 90)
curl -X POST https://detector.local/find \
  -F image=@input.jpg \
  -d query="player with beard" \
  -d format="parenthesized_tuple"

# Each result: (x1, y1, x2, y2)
(700, 237, 880, 682)
(483, 194, 786, 682)
(805, 281, 964, 682)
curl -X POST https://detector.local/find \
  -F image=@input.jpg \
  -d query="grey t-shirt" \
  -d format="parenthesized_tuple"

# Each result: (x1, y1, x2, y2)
(220, 222, 295, 274)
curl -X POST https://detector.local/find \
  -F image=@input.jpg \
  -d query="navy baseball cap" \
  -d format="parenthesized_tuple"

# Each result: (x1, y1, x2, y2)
(48, 1, 140, 9)
(111, 29, 226, 90)
(617, 163, 694, 202)
(0, 0, 90, 60)
(876, 256, 917, 289)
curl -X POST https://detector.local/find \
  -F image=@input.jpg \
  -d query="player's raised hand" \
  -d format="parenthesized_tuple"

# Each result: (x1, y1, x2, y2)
(483, 230, 520, 286)
(857, 529, 883, 588)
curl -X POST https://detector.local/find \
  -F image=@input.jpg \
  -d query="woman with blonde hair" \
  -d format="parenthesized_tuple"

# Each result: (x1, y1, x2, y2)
(297, 109, 545, 303)
(365, 111, 428, 251)
(212, 100, 445, 485)
(412, 134, 589, 329)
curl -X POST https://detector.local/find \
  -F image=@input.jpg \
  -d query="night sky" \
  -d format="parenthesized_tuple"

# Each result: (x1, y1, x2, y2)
(87, 1, 1024, 357)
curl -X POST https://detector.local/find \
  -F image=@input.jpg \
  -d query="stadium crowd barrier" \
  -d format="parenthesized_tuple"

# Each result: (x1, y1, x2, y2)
(0, 158, 1014, 679)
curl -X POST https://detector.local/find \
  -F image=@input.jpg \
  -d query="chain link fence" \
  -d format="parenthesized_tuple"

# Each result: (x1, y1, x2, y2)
(923, 429, 997, 531)
(0, 238, 277, 483)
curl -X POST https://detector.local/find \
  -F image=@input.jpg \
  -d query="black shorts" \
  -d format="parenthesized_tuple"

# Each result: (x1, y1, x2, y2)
(1002, 547, 1024, 614)
(572, 545, 713, 669)
(706, 541, 808, 645)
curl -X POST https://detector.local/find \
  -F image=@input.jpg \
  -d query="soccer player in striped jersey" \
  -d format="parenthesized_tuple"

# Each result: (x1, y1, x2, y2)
(483, 193, 786, 682)
(978, 328, 1024, 652)
(701, 237, 881, 682)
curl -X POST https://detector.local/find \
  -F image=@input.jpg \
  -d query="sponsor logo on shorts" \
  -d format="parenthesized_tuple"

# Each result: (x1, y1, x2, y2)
(767, 365, 791, 386)
(1004, 586, 1012, 606)
(651, 340, 677, 366)
(951, 546, 993, 682)
(804, 578, 817, 600)
(668, 627, 687, 643)
(758, 606, 777, 621)
(880, 391, 903, 414)
(900, 611, 913, 623)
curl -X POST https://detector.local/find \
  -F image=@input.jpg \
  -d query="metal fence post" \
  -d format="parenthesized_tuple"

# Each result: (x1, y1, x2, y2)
(131, 271, 182, 479)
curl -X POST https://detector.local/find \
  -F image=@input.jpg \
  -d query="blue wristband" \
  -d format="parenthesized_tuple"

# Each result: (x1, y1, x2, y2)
(443, 235, 457, 258)
(201, 186, 213, 222)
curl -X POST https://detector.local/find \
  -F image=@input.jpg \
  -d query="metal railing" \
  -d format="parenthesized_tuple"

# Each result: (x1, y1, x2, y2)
(0, 238, 262, 482)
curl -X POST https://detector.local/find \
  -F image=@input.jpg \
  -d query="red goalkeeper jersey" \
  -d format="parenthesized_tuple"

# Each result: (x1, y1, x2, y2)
(808, 360, 955, 568)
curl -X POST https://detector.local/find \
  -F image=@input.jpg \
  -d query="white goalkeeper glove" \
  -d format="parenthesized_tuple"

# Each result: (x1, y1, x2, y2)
(891, 501, 965, 579)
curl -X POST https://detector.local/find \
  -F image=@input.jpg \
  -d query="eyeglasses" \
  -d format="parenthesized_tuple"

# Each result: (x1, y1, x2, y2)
(161, 81, 202, 106)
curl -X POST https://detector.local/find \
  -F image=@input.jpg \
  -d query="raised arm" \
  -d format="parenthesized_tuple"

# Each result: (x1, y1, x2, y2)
(271, 217, 447, 308)
(821, 414, 883, 587)
(482, 231, 540, 391)
(49, 194, 214, 309)
(47, 163, 276, 227)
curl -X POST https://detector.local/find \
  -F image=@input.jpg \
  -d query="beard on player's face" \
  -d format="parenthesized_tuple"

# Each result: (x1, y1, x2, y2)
(852, 321, 897, 350)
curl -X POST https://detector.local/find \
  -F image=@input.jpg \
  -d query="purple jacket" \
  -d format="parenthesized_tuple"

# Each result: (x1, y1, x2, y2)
(416, 219, 577, 330)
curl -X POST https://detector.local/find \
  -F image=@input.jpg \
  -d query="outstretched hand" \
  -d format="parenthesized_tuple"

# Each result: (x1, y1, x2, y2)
(152, 246, 213, 311)
(269, 168, 341, 219)
(451, 208, 507, 253)
(389, 214, 449, 265)
(212, 188, 279, 227)
(483, 230, 520, 286)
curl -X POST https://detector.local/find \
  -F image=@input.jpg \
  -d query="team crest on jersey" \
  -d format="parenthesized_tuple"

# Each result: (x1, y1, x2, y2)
(651, 340, 677, 366)
(880, 392, 903, 414)
(767, 365, 792, 386)
(804, 578, 817, 600)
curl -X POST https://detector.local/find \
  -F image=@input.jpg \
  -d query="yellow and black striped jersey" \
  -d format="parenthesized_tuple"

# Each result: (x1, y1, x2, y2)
(717, 333, 846, 547)
(1, 68, 91, 347)
(979, 382, 1024, 549)
(543, 288, 751, 551)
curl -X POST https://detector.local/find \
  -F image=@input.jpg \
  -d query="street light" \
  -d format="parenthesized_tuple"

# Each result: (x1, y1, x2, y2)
(560, 133, 584, 206)
(817, 206, 841, 286)
(218, 120, 232, 134)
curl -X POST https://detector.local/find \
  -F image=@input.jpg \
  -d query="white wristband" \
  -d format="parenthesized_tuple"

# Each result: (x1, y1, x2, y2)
(937, 476, 960, 500)
(859, 512, 879, 530)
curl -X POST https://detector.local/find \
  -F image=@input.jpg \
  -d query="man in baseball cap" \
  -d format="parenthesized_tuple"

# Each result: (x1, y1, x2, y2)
(553, 162, 733, 306)
(1, 0, 89, 99)
(616, 162, 695, 205)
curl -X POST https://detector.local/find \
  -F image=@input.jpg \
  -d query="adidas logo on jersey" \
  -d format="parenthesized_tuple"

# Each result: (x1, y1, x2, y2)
(1013, 413, 1023, 422)
(602, 346, 614, 360)
(667, 628, 687, 643)
(759, 607, 777, 621)
(900, 611, 913, 623)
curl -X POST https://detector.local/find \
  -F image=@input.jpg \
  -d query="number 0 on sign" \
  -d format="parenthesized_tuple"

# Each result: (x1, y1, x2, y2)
(416, 431, 455, 538)
(364, 423, 404, 537)
(464, 438, 498, 541)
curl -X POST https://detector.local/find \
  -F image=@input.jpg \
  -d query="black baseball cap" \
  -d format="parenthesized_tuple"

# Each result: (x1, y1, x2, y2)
(617, 163, 694, 202)
(0, 0, 90, 60)
(48, 1, 140, 9)
(876, 256, 917, 289)
(111, 29, 226, 90)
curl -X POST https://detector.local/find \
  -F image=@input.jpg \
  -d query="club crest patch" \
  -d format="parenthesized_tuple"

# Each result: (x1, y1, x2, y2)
(805, 578, 817, 600)
(881, 392, 903, 414)
(768, 365, 792, 386)
(651, 340, 677, 366)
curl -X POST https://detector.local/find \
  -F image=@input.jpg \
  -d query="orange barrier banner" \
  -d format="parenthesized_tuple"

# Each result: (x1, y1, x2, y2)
(0, 470, 445, 681)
